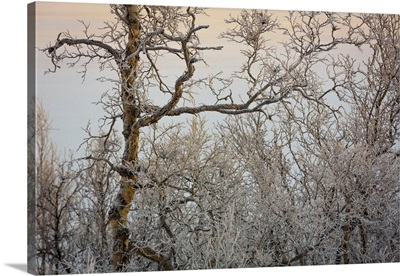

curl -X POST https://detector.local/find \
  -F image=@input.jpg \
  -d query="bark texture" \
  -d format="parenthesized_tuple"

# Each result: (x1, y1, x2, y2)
(108, 5, 141, 271)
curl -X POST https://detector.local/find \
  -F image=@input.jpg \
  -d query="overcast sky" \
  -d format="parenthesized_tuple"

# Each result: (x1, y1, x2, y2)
(34, 1, 398, 156)
(36, 2, 250, 154)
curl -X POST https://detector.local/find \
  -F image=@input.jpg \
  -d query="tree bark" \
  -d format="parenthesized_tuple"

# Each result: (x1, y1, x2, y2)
(109, 5, 141, 272)
(335, 224, 353, 265)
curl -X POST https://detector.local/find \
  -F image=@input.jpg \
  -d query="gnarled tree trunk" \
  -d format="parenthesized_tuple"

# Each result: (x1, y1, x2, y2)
(108, 5, 141, 271)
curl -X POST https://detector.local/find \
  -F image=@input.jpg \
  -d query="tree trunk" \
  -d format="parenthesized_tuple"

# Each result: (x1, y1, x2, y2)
(109, 4, 141, 272)
(335, 224, 353, 265)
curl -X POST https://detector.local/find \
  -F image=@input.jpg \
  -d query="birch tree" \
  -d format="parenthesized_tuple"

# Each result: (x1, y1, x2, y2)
(34, 104, 80, 274)
(69, 131, 121, 273)
(42, 4, 389, 272)
(274, 13, 400, 265)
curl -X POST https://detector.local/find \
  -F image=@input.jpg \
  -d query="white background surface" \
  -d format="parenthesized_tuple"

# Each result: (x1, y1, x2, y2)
(0, 0, 399, 275)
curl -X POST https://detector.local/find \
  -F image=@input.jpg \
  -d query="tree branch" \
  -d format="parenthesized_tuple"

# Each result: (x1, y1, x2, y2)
(132, 243, 173, 270)
(44, 36, 120, 73)
(80, 155, 138, 178)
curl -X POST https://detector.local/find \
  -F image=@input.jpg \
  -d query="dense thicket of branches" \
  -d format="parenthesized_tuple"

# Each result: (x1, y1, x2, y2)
(33, 4, 399, 274)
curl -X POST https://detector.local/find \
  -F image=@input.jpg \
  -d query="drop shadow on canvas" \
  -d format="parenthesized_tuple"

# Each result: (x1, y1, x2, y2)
(5, 263, 27, 273)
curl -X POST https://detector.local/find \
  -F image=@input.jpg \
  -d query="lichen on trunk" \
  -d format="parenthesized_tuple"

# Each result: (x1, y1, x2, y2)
(108, 4, 141, 271)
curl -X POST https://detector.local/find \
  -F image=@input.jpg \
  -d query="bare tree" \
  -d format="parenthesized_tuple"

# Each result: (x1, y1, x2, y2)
(41, 3, 397, 272)
(34, 103, 57, 274)
(274, 13, 400, 265)
(34, 104, 80, 274)
(67, 131, 121, 273)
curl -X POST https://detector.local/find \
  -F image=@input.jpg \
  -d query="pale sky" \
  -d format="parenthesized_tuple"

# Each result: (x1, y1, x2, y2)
(33, 1, 395, 155)
(35, 2, 266, 153)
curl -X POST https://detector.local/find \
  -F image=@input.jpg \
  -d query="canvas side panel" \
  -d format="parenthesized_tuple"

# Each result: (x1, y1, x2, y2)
(27, 2, 37, 275)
